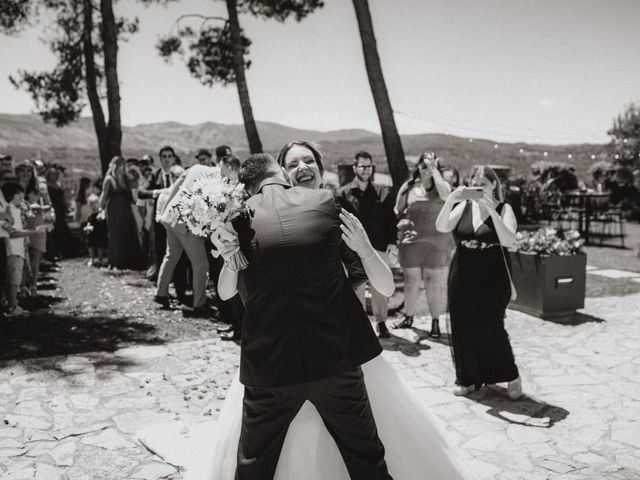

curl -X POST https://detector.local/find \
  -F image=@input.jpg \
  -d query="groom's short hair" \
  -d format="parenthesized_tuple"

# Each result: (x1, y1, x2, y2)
(239, 154, 279, 192)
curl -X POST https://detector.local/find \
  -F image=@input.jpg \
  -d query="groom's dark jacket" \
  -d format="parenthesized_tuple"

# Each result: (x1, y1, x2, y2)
(237, 177, 382, 388)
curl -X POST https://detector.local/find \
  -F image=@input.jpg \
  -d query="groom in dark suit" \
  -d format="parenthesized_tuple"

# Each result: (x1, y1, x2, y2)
(232, 154, 391, 480)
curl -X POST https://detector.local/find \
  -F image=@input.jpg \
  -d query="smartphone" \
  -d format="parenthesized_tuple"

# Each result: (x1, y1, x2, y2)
(460, 187, 484, 200)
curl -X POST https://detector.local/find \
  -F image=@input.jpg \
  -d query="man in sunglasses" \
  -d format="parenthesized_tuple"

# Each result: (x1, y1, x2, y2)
(337, 151, 397, 338)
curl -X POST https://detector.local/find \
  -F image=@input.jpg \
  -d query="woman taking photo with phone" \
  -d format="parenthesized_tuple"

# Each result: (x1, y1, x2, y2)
(393, 152, 453, 338)
(435, 165, 522, 399)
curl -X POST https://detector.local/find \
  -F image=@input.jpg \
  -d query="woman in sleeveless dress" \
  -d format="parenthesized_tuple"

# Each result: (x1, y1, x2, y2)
(136, 143, 477, 480)
(436, 165, 522, 399)
(393, 152, 454, 338)
(99, 156, 144, 270)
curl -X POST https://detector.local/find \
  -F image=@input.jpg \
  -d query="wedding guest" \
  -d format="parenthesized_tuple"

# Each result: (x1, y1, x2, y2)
(137, 146, 177, 280)
(99, 156, 144, 270)
(337, 151, 397, 338)
(83, 194, 108, 267)
(0, 184, 10, 309)
(442, 166, 461, 188)
(435, 165, 522, 399)
(156, 164, 191, 306)
(210, 154, 243, 339)
(155, 163, 213, 316)
(75, 177, 92, 224)
(0, 154, 13, 172)
(220, 155, 241, 183)
(195, 148, 213, 166)
(215, 145, 232, 166)
(45, 166, 74, 259)
(19, 162, 53, 295)
(1, 182, 39, 316)
(393, 153, 453, 338)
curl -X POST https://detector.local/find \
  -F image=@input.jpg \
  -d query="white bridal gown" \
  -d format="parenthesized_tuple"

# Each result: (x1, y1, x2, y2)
(136, 355, 478, 480)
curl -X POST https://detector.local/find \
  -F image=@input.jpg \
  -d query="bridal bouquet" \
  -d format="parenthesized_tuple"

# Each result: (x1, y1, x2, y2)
(171, 168, 250, 271)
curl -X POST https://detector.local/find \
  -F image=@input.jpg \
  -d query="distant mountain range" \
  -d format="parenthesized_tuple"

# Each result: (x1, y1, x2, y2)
(0, 113, 608, 179)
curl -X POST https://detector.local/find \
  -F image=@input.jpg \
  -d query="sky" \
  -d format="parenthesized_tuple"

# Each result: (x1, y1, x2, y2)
(1, 0, 639, 144)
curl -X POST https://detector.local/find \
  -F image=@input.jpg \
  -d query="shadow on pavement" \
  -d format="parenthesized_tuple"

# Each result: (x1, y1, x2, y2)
(469, 386, 569, 428)
(0, 312, 165, 362)
(411, 327, 452, 347)
(545, 312, 606, 326)
(381, 333, 431, 357)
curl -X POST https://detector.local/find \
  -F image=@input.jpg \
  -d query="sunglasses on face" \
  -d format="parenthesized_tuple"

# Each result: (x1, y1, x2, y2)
(356, 165, 373, 170)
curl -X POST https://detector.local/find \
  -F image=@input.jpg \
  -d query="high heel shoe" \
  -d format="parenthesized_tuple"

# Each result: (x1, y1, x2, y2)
(453, 385, 474, 396)
(508, 376, 523, 400)
(393, 314, 413, 329)
(429, 318, 441, 338)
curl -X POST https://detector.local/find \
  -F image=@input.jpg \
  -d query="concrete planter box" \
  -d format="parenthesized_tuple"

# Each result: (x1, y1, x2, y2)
(508, 251, 587, 319)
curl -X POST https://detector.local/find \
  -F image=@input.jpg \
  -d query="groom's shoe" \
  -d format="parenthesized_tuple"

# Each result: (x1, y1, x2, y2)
(376, 321, 391, 338)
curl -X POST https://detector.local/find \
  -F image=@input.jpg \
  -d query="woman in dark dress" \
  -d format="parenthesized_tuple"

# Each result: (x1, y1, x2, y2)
(436, 165, 522, 399)
(99, 156, 144, 270)
(45, 166, 75, 259)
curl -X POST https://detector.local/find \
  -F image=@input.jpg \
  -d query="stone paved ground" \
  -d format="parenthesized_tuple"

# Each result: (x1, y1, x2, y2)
(1, 262, 640, 479)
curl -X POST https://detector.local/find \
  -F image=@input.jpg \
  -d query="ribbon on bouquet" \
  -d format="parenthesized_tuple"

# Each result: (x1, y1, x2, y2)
(210, 222, 249, 272)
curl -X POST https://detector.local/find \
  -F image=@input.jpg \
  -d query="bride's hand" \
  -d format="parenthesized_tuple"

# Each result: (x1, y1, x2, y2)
(340, 210, 375, 259)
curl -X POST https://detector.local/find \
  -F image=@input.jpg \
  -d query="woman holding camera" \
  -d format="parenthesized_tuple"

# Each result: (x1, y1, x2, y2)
(393, 152, 453, 338)
(435, 165, 522, 399)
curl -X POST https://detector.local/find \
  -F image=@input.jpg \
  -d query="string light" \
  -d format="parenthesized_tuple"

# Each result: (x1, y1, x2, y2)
(543, 152, 548, 157)
(567, 154, 572, 159)
(591, 155, 596, 160)
(494, 144, 499, 149)
(519, 148, 524, 153)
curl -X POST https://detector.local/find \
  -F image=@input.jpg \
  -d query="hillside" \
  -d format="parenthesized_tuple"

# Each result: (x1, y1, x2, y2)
(0, 114, 608, 180)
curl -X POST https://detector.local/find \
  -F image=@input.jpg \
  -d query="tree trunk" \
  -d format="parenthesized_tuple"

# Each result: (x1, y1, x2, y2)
(100, 0, 122, 171)
(226, 0, 263, 153)
(82, 0, 109, 174)
(352, 0, 408, 191)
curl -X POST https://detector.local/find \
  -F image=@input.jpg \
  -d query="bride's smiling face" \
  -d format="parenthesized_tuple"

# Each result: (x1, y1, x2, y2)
(283, 145, 322, 189)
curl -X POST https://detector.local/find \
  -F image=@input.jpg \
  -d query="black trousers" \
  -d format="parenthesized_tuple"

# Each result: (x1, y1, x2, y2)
(236, 367, 392, 480)
(0, 238, 6, 303)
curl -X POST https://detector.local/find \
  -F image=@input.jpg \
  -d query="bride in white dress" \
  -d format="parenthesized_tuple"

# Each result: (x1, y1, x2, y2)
(137, 143, 477, 479)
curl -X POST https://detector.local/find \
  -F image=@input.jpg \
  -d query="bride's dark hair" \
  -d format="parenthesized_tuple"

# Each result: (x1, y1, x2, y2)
(276, 140, 324, 176)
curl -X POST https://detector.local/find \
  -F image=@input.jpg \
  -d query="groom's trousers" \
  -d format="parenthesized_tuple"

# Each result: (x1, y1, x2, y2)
(236, 366, 392, 480)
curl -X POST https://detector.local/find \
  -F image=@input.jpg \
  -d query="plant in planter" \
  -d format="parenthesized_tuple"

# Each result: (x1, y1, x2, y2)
(508, 228, 587, 320)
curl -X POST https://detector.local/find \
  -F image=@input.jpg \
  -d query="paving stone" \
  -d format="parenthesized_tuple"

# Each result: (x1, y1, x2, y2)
(80, 428, 135, 450)
(611, 422, 640, 448)
(4, 416, 51, 431)
(539, 457, 578, 474)
(69, 394, 100, 411)
(35, 463, 63, 480)
(130, 461, 178, 480)
(0, 440, 23, 449)
(0, 429, 22, 439)
(13, 402, 49, 419)
(462, 431, 505, 451)
(53, 423, 111, 441)
(49, 441, 76, 467)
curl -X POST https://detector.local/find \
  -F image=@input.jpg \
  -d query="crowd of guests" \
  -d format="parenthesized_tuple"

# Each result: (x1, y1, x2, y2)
(0, 144, 522, 398)
(0, 155, 78, 316)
